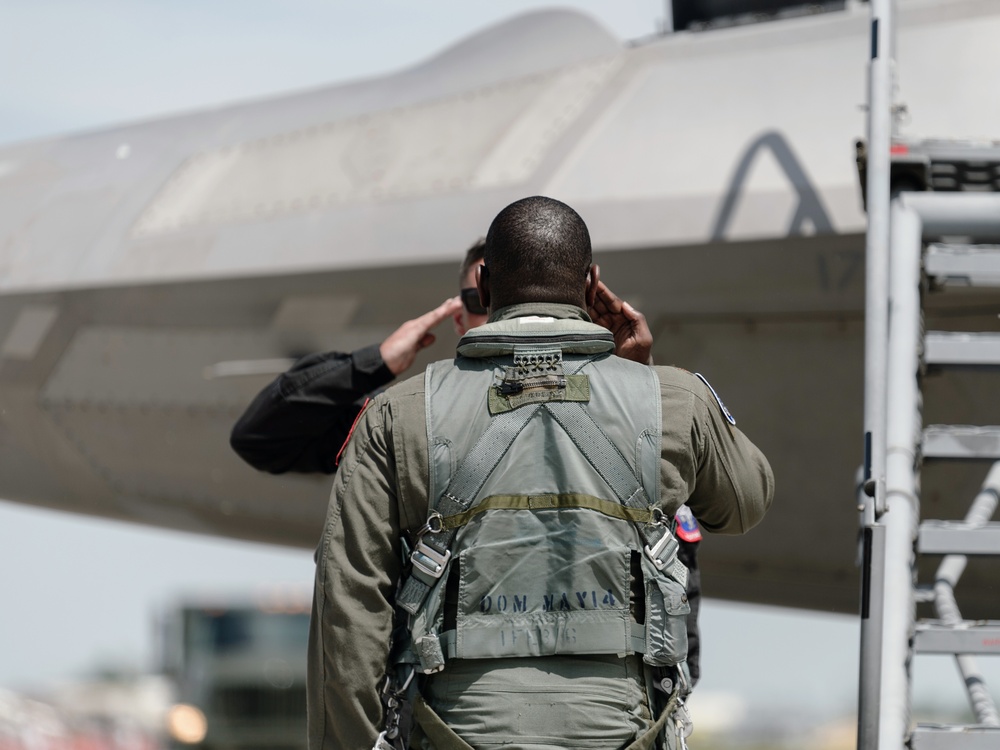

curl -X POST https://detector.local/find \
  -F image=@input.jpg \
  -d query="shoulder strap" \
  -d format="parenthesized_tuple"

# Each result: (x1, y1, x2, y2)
(543, 401, 679, 575)
(397, 401, 543, 615)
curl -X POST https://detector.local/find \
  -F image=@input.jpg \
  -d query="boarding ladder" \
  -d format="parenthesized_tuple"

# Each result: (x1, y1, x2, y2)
(857, 2, 1000, 749)
(872, 203, 1000, 750)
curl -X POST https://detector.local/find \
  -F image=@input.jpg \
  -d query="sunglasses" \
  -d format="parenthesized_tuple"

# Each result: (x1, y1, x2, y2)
(460, 287, 488, 315)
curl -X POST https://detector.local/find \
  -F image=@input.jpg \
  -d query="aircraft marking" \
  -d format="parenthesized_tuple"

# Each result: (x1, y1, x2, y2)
(711, 131, 834, 242)
(817, 249, 864, 292)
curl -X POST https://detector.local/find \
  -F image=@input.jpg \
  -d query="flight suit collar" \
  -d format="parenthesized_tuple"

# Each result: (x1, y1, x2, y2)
(457, 303, 615, 358)
(488, 302, 591, 324)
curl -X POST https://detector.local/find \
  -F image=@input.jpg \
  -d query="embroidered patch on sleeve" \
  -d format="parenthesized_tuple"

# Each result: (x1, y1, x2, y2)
(694, 372, 736, 426)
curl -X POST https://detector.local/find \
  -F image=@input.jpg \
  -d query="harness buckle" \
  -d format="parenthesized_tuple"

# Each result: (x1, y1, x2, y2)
(675, 698, 694, 739)
(375, 667, 416, 749)
(410, 541, 451, 580)
(408, 511, 451, 581)
(644, 528, 674, 570)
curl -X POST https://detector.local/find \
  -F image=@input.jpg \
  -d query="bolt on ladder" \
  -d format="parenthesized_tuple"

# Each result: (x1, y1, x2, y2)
(861, 193, 1000, 750)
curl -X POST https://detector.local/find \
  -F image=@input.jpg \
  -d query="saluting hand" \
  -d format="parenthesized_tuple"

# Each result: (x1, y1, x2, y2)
(380, 297, 464, 376)
(588, 280, 654, 365)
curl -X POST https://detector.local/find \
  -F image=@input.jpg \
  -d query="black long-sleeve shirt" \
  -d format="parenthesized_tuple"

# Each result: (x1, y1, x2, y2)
(230, 344, 396, 474)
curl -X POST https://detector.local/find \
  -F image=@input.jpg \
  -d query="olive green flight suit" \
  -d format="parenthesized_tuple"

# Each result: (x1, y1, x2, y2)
(307, 303, 774, 750)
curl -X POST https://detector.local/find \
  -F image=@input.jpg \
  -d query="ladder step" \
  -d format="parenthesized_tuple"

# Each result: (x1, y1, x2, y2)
(913, 621, 1000, 655)
(925, 332, 1000, 366)
(923, 425, 1000, 460)
(919, 521, 1000, 555)
(926, 243, 1000, 287)
(912, 725, 1000, 750)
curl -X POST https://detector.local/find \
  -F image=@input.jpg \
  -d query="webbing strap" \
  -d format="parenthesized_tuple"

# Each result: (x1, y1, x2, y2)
(438, 400, 544, 517)
(543, 401, 673, 563)
(411, 696, 475, 750)
(439, 624, 646, 662)
(440, 493, 658, 529)
(395, 623, 648, 669)
(542, 402, 646, 509)
(624, 685, 682, 750)
(398, 402, 543, 614)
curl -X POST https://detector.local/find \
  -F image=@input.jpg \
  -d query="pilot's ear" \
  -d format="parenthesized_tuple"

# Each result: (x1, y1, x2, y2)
(585, 264, 600, 309)
(476, 264, 490, 310)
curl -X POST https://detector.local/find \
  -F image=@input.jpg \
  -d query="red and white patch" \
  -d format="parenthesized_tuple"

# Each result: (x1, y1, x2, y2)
(336, 398, 372, 467)
(675, 504, 702, 543)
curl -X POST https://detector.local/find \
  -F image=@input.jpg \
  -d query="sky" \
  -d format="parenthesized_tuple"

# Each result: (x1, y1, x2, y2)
(0, 0, 665, 147)
(0, 0, 993, 733)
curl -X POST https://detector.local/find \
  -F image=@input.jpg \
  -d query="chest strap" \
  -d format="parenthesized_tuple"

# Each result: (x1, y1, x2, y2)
(396, 622, 649, 668)
(542, 400, 681, 577)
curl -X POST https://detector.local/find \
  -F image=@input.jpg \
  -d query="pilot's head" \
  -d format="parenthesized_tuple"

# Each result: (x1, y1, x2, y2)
(479, 196, 596, 312)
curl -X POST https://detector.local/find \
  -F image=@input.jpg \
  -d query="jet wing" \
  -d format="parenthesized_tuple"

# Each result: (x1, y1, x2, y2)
(1, 1, 999, 616)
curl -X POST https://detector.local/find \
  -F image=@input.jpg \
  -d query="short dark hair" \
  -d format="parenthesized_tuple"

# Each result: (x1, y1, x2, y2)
(483, 196, 591, 307)
(459, 237, 486, 285)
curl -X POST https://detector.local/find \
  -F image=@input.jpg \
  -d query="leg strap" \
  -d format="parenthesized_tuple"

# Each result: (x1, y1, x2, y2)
(411, 695, 475, 750)
(621, 684, 680, 750)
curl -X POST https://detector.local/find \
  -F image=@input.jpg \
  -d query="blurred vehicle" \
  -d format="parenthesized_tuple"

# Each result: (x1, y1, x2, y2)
(161, 600, 309, 750)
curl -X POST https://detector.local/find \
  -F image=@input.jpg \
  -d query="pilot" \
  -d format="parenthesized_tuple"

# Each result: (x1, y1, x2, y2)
(306, 196, 773, 749)
(230, 239, 707, 686)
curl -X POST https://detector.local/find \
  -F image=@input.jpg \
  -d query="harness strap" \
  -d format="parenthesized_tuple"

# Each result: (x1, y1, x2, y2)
(440, 493, 658, 529)
(398, 401, 544, 615)
(410, 682, 682, 750)
(542, 401, 646, 508)
(623, 686, 681, 750)
(397, 623, 649, 667)
(411, 696, 475, 750)
(543, 401, 675, 571)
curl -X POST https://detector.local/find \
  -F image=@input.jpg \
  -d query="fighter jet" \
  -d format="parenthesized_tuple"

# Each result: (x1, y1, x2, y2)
(0, 0, 998, 618)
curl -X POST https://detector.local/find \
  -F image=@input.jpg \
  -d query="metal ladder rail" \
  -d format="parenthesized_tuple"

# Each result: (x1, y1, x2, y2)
(877, 197, 923, 750)
(857, 1, 897, 743)
(880, 193, 1000, 750)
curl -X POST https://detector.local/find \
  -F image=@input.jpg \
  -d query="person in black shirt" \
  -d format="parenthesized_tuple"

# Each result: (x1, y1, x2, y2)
(229, 239, 702, 684)
(229, 295, 462, 475)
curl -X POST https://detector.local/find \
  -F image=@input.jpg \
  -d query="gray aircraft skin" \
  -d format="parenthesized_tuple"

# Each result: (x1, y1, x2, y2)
(0, 0, 998, 616)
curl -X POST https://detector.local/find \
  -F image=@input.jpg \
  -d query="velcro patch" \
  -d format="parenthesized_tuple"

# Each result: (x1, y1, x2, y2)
(488, 374, 590, 414)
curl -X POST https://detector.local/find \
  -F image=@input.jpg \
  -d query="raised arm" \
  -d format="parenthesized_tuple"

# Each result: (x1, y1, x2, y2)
(230, 297, 461, 474)
(587, 277, 654, 365)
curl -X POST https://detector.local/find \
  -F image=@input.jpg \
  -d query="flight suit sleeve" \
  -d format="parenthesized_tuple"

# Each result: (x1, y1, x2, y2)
(307, 393, 402, 749)
(656, 368, 774, 535)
